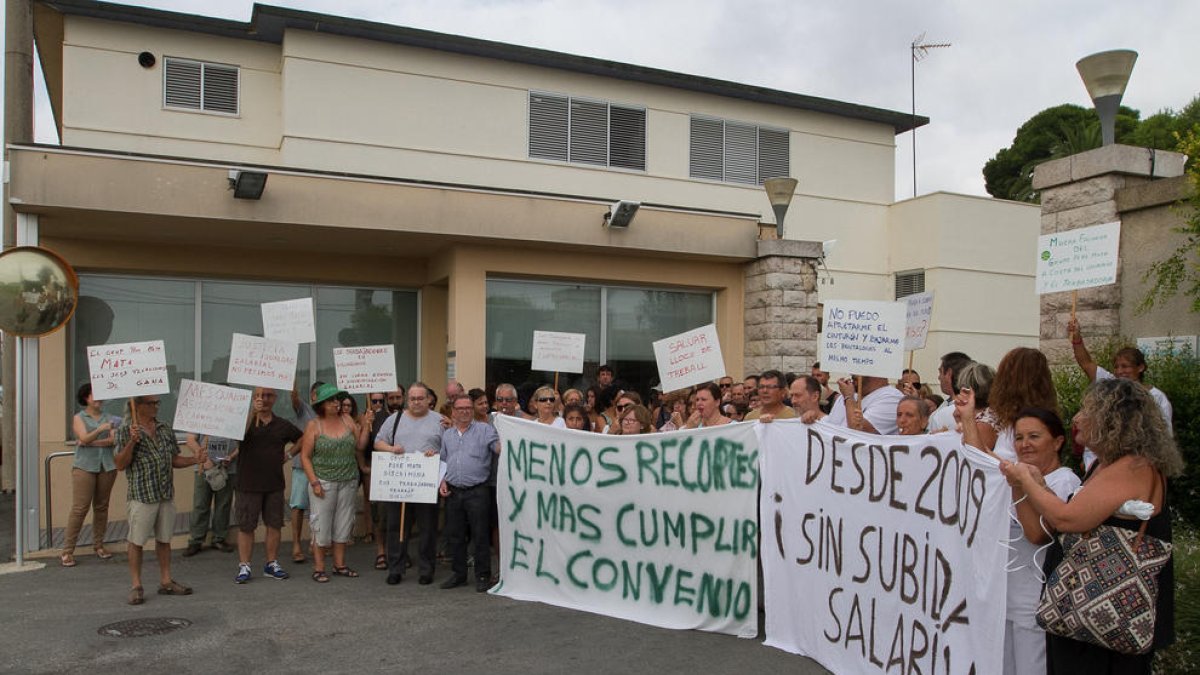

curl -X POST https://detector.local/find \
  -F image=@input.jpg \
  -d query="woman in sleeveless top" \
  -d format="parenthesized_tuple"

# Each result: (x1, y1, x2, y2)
(64, 383, 119, 566)
(1002, 378, 1183, 674)
(300, 384, 369, 582)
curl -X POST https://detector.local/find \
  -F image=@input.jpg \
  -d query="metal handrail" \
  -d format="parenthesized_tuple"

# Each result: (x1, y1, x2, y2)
(43, 451, 76, 549)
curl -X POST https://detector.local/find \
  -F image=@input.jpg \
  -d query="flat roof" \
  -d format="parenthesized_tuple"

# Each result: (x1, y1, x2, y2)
(39, 0, 927, 134)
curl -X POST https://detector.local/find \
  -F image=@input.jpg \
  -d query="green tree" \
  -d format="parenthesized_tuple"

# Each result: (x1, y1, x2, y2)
(983, 103, 1139, 203)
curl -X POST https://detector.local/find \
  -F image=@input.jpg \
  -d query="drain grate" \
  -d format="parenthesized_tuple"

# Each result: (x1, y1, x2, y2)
(98, 617, 192, 638)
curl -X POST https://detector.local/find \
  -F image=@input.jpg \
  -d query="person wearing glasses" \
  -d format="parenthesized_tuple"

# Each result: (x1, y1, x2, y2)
(114, 395, 205, 606)
(616, 404, 655, 435)
(365, 390, 399, 570)
(532, 386, 566, 428)
(717, 376, 735, 402)
(606, 391, 644, 434)
(744, 370, 796, 421)
(438, 394, 501, 592)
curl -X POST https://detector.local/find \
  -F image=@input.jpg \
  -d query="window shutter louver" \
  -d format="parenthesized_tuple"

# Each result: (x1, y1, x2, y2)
(723, 122, 758, 184)
(608, 105, 645, 170)
(689, 116, 724, 180)
(758, 127, 789, 184)
(201, 64, 239, 114)
(164, 58, 202, 110)
(894, 270, 926, 299)
(529, 93, 569, 162)
(569, 99, 608, 166)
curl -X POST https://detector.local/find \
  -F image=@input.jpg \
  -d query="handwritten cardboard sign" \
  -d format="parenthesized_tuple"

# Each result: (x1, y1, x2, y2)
(903, 291, 934, 351)
(368, 452, 442, 503)
(1036, 221, 1121, 294)
(86, 340, 169, 400)
(334, 345, 397, 394)
(226, 333, 298, 391)
(172, 379, 252, 441)
(261, 297, 316, 344)
(652, 323, 726, 393)
(531, 330, 586, 373)
(818, 300, 906, 379)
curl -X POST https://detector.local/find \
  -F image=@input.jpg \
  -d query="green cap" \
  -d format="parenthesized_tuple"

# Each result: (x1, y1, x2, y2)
(313, 383, 347, 406)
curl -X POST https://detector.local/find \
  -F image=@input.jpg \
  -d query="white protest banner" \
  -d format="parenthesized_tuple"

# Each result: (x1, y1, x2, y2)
(1136, 335, 1198, 358)
(334, 345, 397, 394)
(903, 291, 934, 351)
(493, 416, 758, 638)
(86, 340, 169, 400)
(172, 379, 252, 441)
(531, 330, 586, 373)
(1036, 221, 1121, 294)
(261, 297, 316, 344)
(651, 324, 726, 393)
(818, 300, 906, 379)
(369, 452, 441, 503)
(226, 333, 298, 391)
(758, 420, 1009, 674)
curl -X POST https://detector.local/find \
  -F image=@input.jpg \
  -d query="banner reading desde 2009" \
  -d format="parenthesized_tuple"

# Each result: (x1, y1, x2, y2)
(758, 420, 1009, 674)
(493, 416, 759, 638)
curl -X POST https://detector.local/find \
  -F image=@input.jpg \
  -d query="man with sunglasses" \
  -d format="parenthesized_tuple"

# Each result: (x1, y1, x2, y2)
(717, 376, 735, 403)
(114, 395, 204, 605)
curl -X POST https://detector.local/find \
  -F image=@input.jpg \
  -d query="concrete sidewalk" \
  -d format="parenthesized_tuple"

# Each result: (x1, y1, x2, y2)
(0, 541, 826, 674)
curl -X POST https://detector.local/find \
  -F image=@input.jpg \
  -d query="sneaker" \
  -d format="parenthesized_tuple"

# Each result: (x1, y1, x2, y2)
(264, 560, 290, 580)
(234, 563, 252, 584)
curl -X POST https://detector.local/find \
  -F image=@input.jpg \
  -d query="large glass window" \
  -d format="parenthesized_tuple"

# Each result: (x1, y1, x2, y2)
(485, 279, 713, 403)
(71, 275, 418, 426)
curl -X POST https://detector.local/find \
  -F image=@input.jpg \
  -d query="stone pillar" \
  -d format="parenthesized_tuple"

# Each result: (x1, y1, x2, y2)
(743, 239, 821, 376)
(1032, 144, 1186, 361)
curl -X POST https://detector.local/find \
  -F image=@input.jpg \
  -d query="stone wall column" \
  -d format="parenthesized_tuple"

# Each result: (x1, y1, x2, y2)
(1032, 144, 1186, 361)
(742, 239, 821, 376)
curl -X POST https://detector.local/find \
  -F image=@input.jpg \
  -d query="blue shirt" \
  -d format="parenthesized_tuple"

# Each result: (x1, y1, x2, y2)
(440, 421, 498, 488)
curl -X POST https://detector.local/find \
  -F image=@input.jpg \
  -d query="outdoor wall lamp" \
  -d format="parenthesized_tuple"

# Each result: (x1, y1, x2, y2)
(604, 200, 640, 229)
(1076, 49, 1137, 146)
(228, 170, 269, 200)
(762, 177, 798, 239)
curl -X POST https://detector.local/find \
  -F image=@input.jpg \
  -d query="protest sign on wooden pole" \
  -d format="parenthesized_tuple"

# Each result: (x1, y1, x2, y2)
(172, 379, 253, 441)
(227, 333, 298, 391)
(818, 300, 906, 379)
(261, 297, 316, 344)
(87, 340, 170, 401)
(334, 345, 397, 394)
(531, 331, 586, 374)
(1036, 221, 1120, 297)
(651, 324, 726, 393)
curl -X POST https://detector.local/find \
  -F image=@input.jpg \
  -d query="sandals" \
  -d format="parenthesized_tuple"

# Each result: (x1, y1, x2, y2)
(60, 552, 77, 568)
(292, 552, 308, 564)
(94, 547, 114, 560)
(333, 566, 359, 578)
(157, 580, 193, 596)
(312, 570, 330, 583)
(374, 554, 387, 570)
(128, 586, 144, 605)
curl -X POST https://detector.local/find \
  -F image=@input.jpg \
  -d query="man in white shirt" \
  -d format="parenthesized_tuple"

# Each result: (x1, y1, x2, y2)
(927, 352, 973, 433)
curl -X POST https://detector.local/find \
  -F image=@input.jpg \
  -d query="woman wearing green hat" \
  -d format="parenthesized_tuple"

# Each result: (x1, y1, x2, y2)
(299, 383, 370, 582)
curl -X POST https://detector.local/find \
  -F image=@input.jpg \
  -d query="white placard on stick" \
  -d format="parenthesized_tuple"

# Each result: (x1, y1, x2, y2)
(1036, 221, 1121, 294)
(903, 290, 934, 351)
(261, 298, 316, 344)
(531, 330, 586, 373)
(651, 323, 726, 393)
(818, 299, 906, 379)
(226, 333, 298, 391)
(334, 345, 397, 394)
(86, 340, 169, 400)
(172, 379, 252, 441)
(368, 452, 441, 503)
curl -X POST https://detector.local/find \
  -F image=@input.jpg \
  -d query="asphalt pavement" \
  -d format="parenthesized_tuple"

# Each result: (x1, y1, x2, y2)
(0, 540, 828, 674)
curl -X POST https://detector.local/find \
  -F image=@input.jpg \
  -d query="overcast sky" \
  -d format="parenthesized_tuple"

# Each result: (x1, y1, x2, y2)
(23, 0, 1200, 200)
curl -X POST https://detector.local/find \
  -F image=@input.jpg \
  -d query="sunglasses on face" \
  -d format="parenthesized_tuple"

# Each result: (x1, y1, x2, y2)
(371, 398, 385, 404)
(537, 397, 556, 403)
(615, 403, 630, 411)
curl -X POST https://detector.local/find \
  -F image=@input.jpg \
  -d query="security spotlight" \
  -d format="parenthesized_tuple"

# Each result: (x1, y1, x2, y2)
(603, 200, 640, 229)
(228, 170, 268, 200)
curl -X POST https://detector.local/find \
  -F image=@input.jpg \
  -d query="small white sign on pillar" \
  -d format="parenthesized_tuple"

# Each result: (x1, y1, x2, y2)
(1036, 221, 1121, 294)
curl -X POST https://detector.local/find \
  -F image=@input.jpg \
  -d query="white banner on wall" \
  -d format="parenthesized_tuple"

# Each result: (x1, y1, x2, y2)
(369, 452, 442, 504)
(172, 379, 252, 441)
(818, 300, 906, 379)
(758, 420, 1009, 674)
(86, 340, 170, 401)
(226, 333, 298, 391)
(903, 291, 934, 351)
(261, 297, 316, 344)
(1035, 221, 1121, 294)
(334, 345, 398, 394)
(493, 416, 759, 638)
(531, 330, 587, 374)
(651, 323, 726, 393)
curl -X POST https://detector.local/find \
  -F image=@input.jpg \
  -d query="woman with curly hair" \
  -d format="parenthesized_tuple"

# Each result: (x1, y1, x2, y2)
(987, 347, 1059, 462)
(1002, 378, 1183, 674)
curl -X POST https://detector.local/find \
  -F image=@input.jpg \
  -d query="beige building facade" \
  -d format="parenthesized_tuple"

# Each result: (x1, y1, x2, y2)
(10, 0, 1040, 553)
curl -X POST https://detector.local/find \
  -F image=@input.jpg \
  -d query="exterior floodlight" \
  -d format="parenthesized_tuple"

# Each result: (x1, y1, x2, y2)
(604, 200, 640, 229)
(1076, 49, 1137, 146)
(762, 177, 798, 238)
(228, 170, 268, 200)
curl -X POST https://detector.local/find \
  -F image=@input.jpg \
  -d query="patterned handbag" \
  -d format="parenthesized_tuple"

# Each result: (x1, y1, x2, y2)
(1036, 519, 1172, 654)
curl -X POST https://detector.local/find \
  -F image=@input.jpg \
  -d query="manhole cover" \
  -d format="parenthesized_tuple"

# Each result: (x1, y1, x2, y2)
(98, 617, 192, 638)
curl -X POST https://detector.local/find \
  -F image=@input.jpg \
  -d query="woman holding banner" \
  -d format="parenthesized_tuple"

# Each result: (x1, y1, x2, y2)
(300, 384, 369, 582)
(63, 383, 119, 566)
(894, 396, 929, 435)
(1002, 378, 1181, 674)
